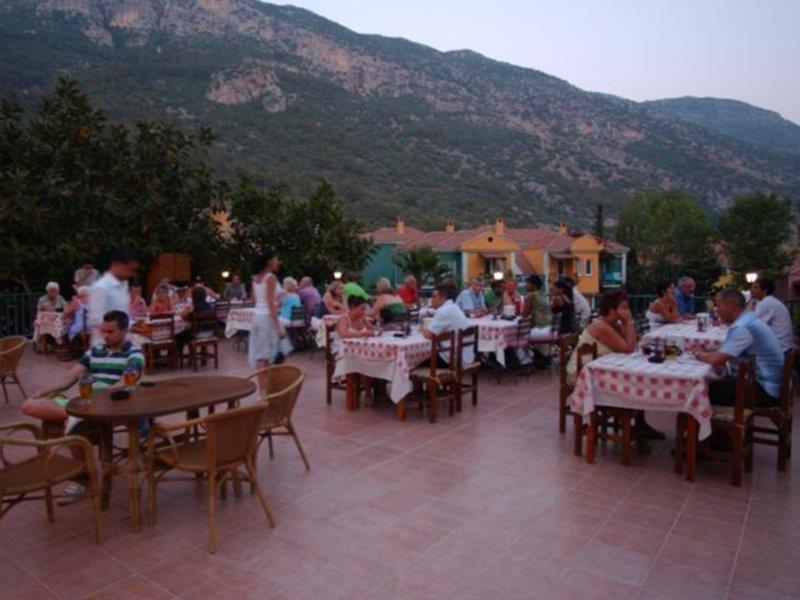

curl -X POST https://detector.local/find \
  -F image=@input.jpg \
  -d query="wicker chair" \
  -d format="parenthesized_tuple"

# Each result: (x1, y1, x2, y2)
(753, 349, 796, 471)
(145, 404, 275, 553)
(675, 358, 755, 487)
(248, 365, 310, 471)
(0, 422, 102, 542)
(456, 326, 480, 411)
(401, 331, 458, 423)
(0, 336, 27, 403)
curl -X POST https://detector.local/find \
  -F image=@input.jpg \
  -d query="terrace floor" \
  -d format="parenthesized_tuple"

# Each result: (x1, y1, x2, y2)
(1, 341, 799, 599)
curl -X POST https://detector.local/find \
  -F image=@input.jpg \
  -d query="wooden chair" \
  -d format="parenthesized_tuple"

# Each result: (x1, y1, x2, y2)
(753, 349, 795, 471)
(248, 365, 310, 471)
(569, 342, 598, 457)
(0, 336, 27, 403)
(144, 315, 178, 374)
(675, 358, 755, 486)
(324, 323, 353, 405)
(512, 316, 534, 376)
(400, 331, 458, 423)
(557, 333, 579, 434)
(0, 422, 102, 542)
(181, 311, 219, 372)
(286, 307, 313, 350)
(145, 404, 275, 553)
(456, 326, 480, 411)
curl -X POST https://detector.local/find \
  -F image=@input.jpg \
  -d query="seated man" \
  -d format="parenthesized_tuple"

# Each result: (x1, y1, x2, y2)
(224, 274, 247, 301)
(23, 310, 144, 504)
(751, 278, 794, 353)
(674, 276, 697, 317)
(422, 284, 474, 367)
(456, 277, 488, 317)
(696, 289, 783, 407)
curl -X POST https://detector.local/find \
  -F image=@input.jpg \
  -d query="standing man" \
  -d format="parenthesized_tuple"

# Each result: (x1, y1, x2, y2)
(298, 276, 322, 315)
(89, 249, 138, 344)
(456, 277, 488, 317)
(73, 261, 100, 292)
(751, 278, 795, 353)
(675, 276, 696, 317)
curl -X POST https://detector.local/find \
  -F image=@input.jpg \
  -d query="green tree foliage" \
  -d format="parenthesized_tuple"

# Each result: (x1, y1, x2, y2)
(616, 190, 721, 294)
(391, 246, 451, 286)
(226, 179, 373, 286)
(719, 192, 794, 281)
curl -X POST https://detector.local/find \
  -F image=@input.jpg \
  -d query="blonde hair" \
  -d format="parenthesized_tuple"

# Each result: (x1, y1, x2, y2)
(283, 277, 298, 293)
(375, 277, 393, 295)
(77, 285, 90, 297)
(328, 280, 343, 295)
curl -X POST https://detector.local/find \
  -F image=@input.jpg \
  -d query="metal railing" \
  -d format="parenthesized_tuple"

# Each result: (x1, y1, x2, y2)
(0, 293, 38, 338)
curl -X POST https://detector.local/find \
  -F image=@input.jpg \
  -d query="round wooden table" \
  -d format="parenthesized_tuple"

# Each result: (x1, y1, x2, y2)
(66, 376, 256, 531)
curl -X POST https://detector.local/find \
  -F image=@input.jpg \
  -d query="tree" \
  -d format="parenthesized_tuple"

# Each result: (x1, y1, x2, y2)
(594, 203, 605, 238)
(616, 190, 721, 294)
(392, 246, 451, 286)
(719, 192, 794, 282)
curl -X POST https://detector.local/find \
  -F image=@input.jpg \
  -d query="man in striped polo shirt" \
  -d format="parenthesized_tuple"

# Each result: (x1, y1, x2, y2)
(25, 310, 144, 504)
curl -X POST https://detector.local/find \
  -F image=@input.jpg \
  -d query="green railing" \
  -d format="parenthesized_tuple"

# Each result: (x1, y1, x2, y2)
(0, 293, 38, 338)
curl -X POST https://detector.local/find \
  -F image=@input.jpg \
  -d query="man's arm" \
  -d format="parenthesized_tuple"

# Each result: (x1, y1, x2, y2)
(697, 327, 752, 369)
(696, 350, 734, 369)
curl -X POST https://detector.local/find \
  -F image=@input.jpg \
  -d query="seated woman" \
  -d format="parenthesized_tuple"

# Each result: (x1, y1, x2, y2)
(551, 280, 576, 334)
(278, 277, 302, 325)
(149, 284, 174, 316)
(38, 281, 66, 312)
(129, 284, 148, 319)
(335, 296, 377, 340)
(646, 281, 681, 330)
(369, 278, 406, 320)
(317, 280, 347, 317)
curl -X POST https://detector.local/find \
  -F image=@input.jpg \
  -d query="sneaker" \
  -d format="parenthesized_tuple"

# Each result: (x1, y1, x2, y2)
(57, 482, 87, 505)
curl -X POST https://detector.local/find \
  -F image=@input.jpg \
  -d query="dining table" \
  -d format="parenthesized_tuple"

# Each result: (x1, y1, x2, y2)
(467, 316, 546, 366)
(641, 322, 727, 353)
(569, 351, 716, 480)
(66, 376, 256, 532)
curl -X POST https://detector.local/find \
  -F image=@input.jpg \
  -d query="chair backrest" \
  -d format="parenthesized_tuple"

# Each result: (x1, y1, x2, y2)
(426, 331, 456, 378)
(255, 365, 306, 426)
(733, 357, 756, 424)
(0, 336, 26, 375)
(558, 333, 579, 393)
(149, 314, 176, 340)
(324, 323, 336, 366)
(457, 326, 479, 372)
(204, 404, 268, 468)
(191, 310, 218, 336)
(516, 317, 532, 347)
(780, 348, 796, 414)
(550, 311, 563, 334)
(407, 307, 420, 325)
(215, 302, 231, 321)
(575, 342, 598, 375)
(289, 306, 307, 327)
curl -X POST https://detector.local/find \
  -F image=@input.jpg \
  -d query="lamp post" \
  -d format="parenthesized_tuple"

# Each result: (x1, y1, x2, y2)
(745, 272, 758, 284)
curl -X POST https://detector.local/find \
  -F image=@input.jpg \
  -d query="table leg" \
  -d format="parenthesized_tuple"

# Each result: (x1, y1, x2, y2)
(98, 423, 114, 510)
(126, 421, 143, 532)
(685, 416, 697, 482)
(346, 374, 356, 412)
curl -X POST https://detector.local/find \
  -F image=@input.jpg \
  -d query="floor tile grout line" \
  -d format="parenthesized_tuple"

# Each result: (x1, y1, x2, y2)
(722, 480, 755, 599)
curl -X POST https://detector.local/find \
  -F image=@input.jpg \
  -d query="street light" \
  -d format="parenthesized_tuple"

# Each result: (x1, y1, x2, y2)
(333, 270, 343, 280)
(745, 272, 758, 284)
(492, 270, 504, 282)
(221, 270, 230, 279)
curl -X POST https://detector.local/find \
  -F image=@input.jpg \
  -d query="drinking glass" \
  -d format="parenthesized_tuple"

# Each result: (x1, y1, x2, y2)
(78, 374, 93, 399)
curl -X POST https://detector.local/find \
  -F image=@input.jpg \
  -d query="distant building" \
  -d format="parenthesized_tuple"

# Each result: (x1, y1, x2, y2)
(363, 218, 628, 295)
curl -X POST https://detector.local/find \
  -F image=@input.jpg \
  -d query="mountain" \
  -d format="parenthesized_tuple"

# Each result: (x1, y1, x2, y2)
(1, 0, 799, 228)
(644, 97, 800, 157)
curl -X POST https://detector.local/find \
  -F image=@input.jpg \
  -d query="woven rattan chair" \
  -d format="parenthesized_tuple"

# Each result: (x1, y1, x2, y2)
(248, 365, 310, 471)
(753, 348, 796, 471)
(146, 404, 275, 553)
(0, 422, 102, 542)
(0, 336, 27, 403)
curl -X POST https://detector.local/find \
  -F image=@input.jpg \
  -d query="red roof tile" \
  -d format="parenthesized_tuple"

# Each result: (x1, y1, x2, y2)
(367, 226, 426, 244)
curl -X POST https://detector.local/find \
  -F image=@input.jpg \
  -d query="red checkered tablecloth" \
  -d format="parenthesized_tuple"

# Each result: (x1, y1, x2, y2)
(468, 317, 530, 366)
(128, 316, 187, 346)
(334, 333, 431, 403)
(569, 353, 715, 440)
(33, 311, 69, 342)
(641, 323, 727, 353)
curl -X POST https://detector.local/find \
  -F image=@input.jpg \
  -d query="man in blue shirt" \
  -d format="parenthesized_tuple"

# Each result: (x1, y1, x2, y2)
(696, 289, 784, 407)
(455, 277, 488, 317)
(674, 276, 696, 316)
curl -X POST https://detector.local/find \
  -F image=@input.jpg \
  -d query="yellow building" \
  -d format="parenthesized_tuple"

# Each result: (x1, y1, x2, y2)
(368, 218, 628, 295)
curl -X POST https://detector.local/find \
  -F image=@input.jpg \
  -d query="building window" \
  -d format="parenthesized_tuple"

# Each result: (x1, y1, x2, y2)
(576, 260, 583, 276)
(585, 259, 592, 275)
(557, 260, 565, 276)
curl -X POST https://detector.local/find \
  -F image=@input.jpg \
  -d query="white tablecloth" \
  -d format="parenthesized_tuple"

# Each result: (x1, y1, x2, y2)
(312, 314, 344, 347)
(333, 333, 431, 403)
(569, 352, 715, 440)
(224, 308, 254, 338)
(642, 323, 727, 353)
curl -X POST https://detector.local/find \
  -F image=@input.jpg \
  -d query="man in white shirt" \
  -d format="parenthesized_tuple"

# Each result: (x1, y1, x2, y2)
(422, 284, 474, 366)
(562, 276, 592, 330)
(751, 278, 794, 352)
(89, 249, 139, 344)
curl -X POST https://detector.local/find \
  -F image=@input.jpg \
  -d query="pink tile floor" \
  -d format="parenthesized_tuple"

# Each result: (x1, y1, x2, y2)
(1, 341, 799, 599)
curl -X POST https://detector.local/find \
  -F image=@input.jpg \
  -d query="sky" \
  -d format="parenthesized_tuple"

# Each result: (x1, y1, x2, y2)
(272, 0, 800, 124)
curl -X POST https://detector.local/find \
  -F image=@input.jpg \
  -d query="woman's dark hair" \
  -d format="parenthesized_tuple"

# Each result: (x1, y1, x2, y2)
(251, 248, 277, 274)
(598, 289, 629, 316)
(191, 286, 210, 311)
(348, 295, 368, 309)
(756, 278, 775, 295)
(553, 280, 573, 301)
(655, 281, 672, 297)
(526, 275, 542, 290)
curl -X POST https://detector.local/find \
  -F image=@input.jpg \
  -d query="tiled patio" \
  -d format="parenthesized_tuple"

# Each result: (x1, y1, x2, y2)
(1, 341, 799, 599)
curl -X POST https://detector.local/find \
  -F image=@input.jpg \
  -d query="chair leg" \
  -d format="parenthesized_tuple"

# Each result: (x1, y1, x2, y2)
(287, 422, 311, 471)
(428, 384, 437, 424)
(471, 372, 478, 406)
(621, 415, 632, 466)
(246, 460, 276, 528)
(267, 431, 274, 459)
(45, 487, 54, 522)
(396, 400, 406, 421)
(674, 415, 685, 474)
(208, 470, 218, 553)
(13, 375, 27, 399)
(586, 411, 597, 463)
(559, 395, 567, 434)
(572, 413, 583, 456)
(744, 425, 754, 474)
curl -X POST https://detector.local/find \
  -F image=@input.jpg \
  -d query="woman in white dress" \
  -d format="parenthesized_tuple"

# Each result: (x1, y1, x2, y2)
(249, 250, 282, 389)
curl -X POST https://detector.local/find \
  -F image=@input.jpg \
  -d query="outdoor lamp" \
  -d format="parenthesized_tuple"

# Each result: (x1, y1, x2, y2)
(221, 270, 230, 279)
(333, 270, 343, 280)
(492, 270, 504, 281)
(745, 272, 758, 284)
